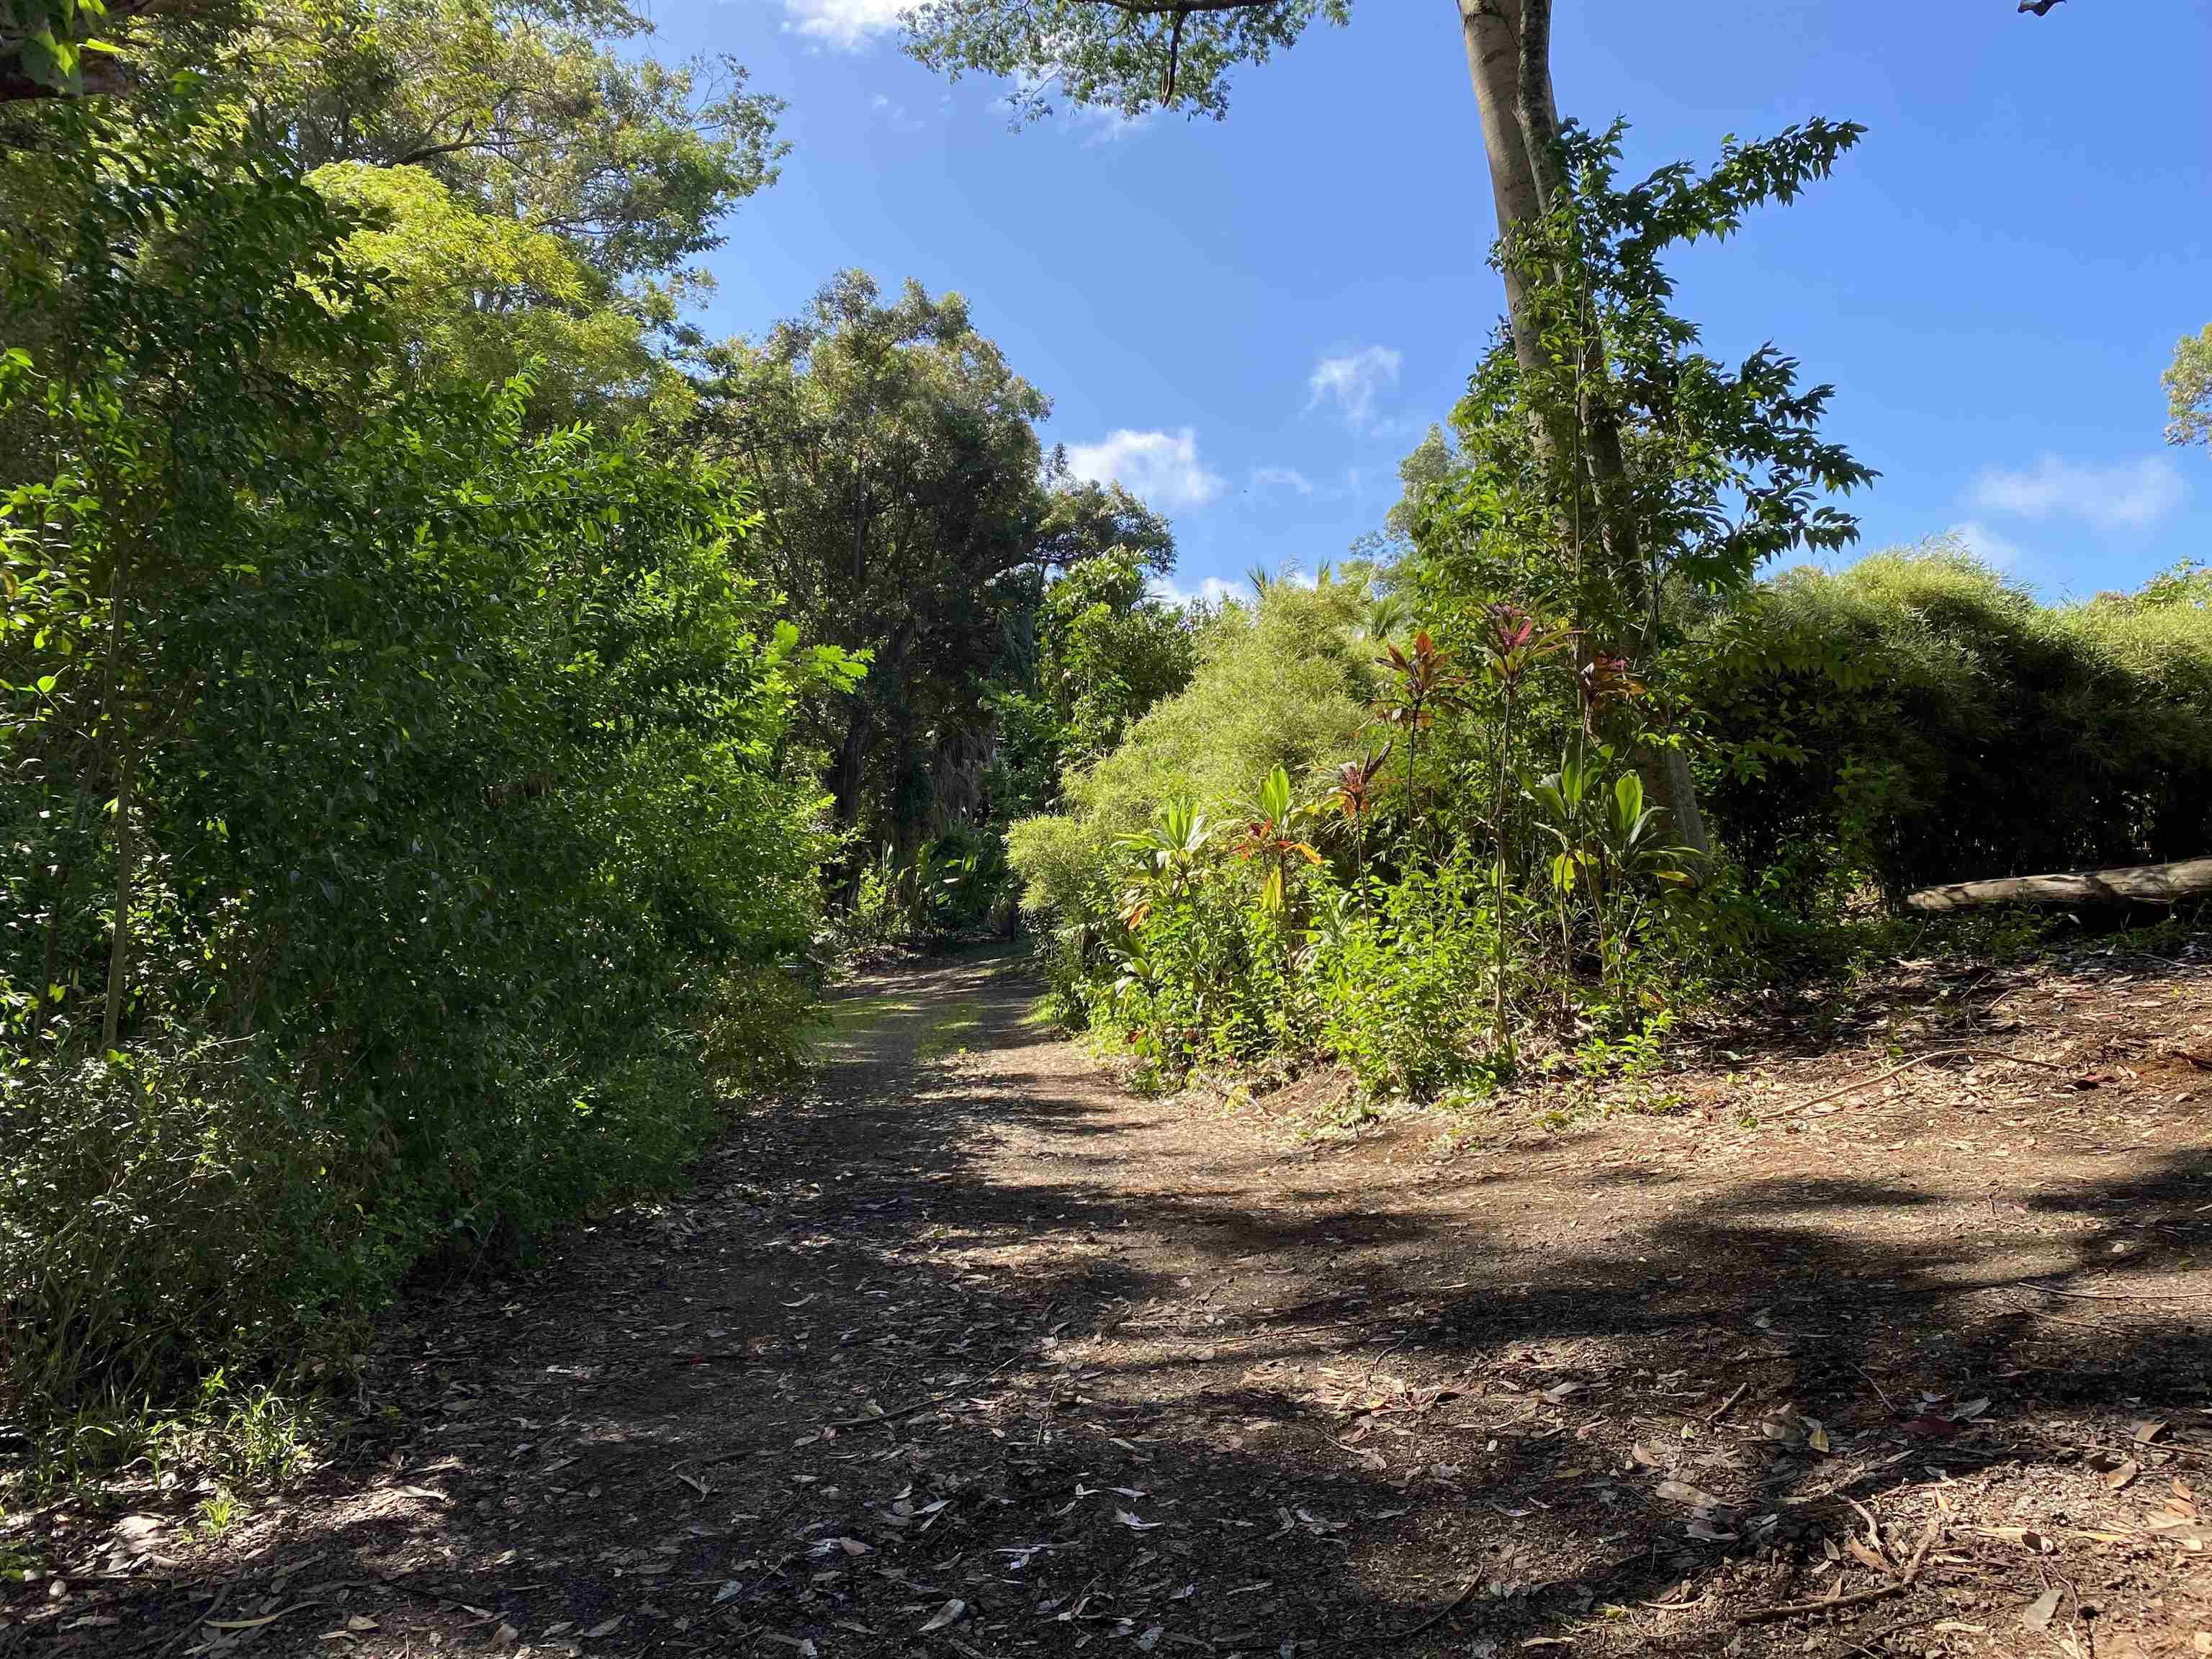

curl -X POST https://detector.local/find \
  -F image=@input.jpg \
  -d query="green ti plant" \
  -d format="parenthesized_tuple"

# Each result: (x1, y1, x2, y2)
(1112, 797, 1214, 929)
(1525, 747, 1698, 1007)
(1231, 764, 1320, 921)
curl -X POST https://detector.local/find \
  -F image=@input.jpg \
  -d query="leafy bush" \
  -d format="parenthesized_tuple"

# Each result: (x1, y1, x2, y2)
(1692, 544, 2212, 904)
(0, 113, 844, 1429)
(1010, 573, 1380, 917)
(1315, 864, 1495, 1097)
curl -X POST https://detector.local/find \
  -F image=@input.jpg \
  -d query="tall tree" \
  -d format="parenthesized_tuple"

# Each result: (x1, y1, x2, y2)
(697, 272, 1053, 874)
(4, 0, 783, 432)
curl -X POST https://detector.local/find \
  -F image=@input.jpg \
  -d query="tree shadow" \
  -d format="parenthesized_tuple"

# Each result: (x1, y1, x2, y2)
(27, 947, 2210, 1657)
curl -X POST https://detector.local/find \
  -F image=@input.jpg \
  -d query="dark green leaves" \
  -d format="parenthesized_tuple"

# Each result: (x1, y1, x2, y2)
(902, 0, 1350, 124)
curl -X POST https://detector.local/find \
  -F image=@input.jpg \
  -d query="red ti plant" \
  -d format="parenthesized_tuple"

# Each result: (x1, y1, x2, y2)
(1575, 649, 1647, 736)
(1373, 629, 1466, 850)
(1326, 740, 1393, 901)
(1476, 603, 1571, 1062)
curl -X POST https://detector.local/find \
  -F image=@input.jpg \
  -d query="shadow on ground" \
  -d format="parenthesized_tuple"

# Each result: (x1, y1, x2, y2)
(19, 943, 2211, 1658)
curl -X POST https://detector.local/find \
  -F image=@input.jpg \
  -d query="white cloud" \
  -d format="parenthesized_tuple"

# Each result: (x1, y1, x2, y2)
(1946, 519, 2026, 569)
(1148, 573, 1241, 610)
(1251, 465, 1316, 496)
(782, 0, 903, 50)
(870, 92, 922, 132)
(1966, 452, 2186, 531)
(1064, 427, 1224, 512)
(1306, 346, 1403, 428)
(1071, 103, 1155, 145)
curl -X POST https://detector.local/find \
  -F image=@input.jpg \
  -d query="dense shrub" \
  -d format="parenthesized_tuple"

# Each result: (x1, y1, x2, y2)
(1015, 544, 2211, 1102)
(0, 114, 842, 1426)
(1693, 545, 2212, 904)
(1010, 575, 1378, 912)
(1315, 864, 1496, 1097)
(1008, 575, 1381, 1028)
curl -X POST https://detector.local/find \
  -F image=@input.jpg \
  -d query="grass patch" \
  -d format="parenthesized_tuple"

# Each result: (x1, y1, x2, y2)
(812, 994, 924, 1054)
(914, 998, 986, 1062)
(4, 1373, 323, 1511)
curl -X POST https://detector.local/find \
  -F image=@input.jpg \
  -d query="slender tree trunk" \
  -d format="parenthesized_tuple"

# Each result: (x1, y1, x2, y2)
(102, 741, 135, 1049)
(1455, 0, 1712, 858)
(29, 860, 66, 1048)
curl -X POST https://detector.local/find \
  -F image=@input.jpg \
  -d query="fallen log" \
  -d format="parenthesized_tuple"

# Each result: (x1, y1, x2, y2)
(1905, 856, 2212, 914)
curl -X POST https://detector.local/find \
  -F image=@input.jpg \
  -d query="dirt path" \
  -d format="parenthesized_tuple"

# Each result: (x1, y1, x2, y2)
(21, 945, 2212, 1658)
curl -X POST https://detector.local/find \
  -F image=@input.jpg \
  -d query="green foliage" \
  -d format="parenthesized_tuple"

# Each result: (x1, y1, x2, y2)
(1036, 547, 1199, 769)
(307, 161, 696, 426)
(1098, 873, 1310, 1076)
(217, 0, 785, 292)
(1316, 863, 1493, 1098)
(0, 110, 841, 1426)
(1413, 118, 1873, 649)
(1691, 544, 2212, 904)
(1, 0, 124, 96)
(2167, 323, 2212, 451)
(698, 271, 1050, 875)
(1009, 572, 1378, 918)
(903, 0, 1349, 124)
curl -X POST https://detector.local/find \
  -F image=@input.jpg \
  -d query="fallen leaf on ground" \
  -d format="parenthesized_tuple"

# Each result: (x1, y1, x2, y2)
(2022, 1588, 2062, 1631)
(1655, 1479, 1727, 1513)
(919, 1598, 966, 1632)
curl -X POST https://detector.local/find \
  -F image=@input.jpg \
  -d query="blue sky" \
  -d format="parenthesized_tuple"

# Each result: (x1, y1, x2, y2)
(648, 0, 2209, 605)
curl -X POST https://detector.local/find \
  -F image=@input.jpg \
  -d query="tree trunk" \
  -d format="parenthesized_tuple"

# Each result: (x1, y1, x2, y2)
(1455, 0, 1712, 858)
(102, 741, 135, 1049)
(1905, 858, 2212, 914)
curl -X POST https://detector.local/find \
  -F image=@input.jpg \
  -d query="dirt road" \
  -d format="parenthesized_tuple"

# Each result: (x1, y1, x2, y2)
(27, 946, 2212, 1657)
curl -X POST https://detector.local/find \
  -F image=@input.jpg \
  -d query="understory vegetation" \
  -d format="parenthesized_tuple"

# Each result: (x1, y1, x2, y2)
(1004, 120, 2212, 1098)
(0, 0, 1202, 1462)
(1012, 547, 2212, 1098)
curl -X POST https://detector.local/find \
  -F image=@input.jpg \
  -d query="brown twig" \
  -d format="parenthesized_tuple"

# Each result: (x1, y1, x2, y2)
(2087, 1437, 2212, 1468)
(1791, 1048, 2067, 1115)
(141, 1584, 230, 1659)
(1373, 1574, 1480, 1645)
(824, 1351, 1028, 1429)
(1853, 1365, 1896, 1416)
(1704, 1381, 1749, 1423)
(1735, 1521, 1937, 1625)
(2021, 1280, 2212, 1303)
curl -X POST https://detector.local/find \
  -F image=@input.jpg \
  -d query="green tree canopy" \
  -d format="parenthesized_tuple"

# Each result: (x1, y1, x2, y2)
(2166, 323, 2212, 452)
(697, 271, 1054, 858)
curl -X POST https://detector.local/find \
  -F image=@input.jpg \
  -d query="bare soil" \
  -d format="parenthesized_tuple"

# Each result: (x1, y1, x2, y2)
(11, 938, 2212, 1659)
